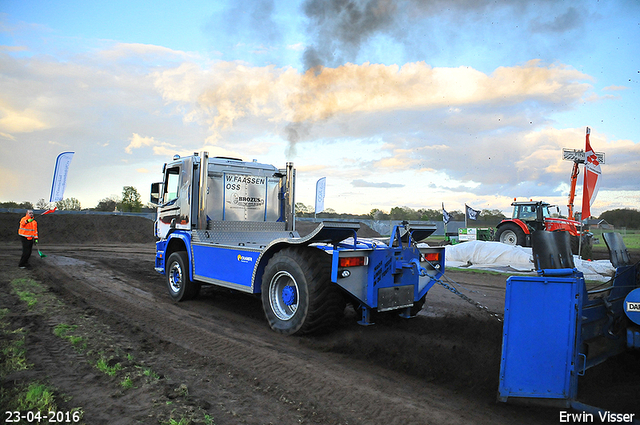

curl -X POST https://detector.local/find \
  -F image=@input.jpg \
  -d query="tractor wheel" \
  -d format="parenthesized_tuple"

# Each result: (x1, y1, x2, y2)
(261, 247, 345, 335)
(166, 251, 200, 301)
(495, 223, 526, 247)
(581, 234, 593, 260)
(570, 234, 593, 259)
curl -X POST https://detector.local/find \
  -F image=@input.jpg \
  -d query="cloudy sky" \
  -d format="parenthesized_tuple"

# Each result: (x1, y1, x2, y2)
(1, 0, 638, 217)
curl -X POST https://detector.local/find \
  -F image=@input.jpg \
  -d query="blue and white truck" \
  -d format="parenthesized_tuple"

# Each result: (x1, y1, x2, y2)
(151, 152, 445, 335)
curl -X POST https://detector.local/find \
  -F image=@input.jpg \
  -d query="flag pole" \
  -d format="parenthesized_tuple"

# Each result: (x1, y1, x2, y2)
(579, 220, 583, 259)
(442, 203, 448, 242)
(464, 205, 468, 228)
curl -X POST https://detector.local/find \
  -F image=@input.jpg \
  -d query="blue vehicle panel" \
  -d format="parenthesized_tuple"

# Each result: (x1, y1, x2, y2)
(192, 244, 260, 291)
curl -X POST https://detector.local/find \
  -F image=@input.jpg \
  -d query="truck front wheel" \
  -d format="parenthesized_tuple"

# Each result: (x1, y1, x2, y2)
(261, 248, 344, 335)
(166, 251, 200, 301)
(495, 223, 526, 246)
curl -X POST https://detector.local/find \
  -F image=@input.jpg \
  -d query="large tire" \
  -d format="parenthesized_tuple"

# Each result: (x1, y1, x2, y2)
(166, 251, 200, 301)
(261, 247, 344, 335)
(581, 234, 593, 260)
(570, 234, 593, 259)
(495, 223, 526, 246)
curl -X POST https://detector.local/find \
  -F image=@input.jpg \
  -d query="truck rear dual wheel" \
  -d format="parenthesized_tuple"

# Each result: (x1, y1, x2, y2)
(166, 251, 201, 301)
(261, 247, 345, 335)
(495, 223, 526, 246)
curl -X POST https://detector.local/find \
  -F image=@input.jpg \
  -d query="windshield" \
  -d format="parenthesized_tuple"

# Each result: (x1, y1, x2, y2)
(515, 205, 536, 220)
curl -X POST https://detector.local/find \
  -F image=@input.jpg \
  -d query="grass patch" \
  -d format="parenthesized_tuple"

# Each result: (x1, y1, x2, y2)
(10, 278, 43, 309)
(592, 228, 640, 249)
(445, 266, 533, 277)
(141, 366, 161, 380)
(53, 323, 77, 337)
(16, 382, 57, 411)
(165, 416, 192, 425)
(1, 381, 84, 424)
(0, 302, 83, 420)
(95, 355, 122, 376)
(68, 335, 86, 349)
(446, 267, 507, 276)
(53, 323, 86, 351)
(1, 271, 214, 425)
(0, 327, 30, 376)
(120, 375, 135, 389)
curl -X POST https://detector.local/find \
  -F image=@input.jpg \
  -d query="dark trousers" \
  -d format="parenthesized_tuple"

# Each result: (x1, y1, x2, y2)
(19, 237, 34, 267)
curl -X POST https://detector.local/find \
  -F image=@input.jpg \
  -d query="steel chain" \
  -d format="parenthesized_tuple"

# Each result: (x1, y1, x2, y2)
(434, 275, 503, 322)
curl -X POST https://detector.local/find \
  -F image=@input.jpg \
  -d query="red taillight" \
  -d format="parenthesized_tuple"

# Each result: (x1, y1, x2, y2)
(339, 256, 367, 267)
(422, 252, 440, 262)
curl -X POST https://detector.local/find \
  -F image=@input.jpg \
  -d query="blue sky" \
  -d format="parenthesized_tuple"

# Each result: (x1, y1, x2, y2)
(1, 0, 638, 217)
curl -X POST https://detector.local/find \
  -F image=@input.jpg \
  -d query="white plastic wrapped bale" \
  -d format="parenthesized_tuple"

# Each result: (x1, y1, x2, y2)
(443, 240, 616, 281)
(444, 240, 534, 272)
(573, 256, 616, 282)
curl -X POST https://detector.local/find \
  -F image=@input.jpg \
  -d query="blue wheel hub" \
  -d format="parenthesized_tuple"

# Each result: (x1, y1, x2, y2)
(282, 285, 297, 306)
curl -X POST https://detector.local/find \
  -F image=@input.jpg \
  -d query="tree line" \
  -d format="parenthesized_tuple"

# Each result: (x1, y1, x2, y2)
(295, 203, 507, 223)
(3, 195, 639, 229)
(0, 186, 148, 213)
(599, 209, 640, 229)
(295, 203, 640, 229)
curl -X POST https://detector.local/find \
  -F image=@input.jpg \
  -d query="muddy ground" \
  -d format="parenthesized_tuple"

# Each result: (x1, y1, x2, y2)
(1, 213, 639, 425)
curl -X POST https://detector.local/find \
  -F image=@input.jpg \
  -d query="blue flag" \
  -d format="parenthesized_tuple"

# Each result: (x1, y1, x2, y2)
(442, 203, 451, 224)
(465, 204, 480, 220)
(49, 152, 74, 202)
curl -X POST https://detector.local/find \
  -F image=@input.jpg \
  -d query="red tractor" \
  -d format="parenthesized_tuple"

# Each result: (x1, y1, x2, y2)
(494, 200, 592, 258)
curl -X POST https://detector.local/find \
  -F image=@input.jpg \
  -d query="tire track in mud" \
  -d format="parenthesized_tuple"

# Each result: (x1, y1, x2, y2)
(34, 253, 553, 425)
(32, 319, 154, 425)
(4, 300, 158, 425)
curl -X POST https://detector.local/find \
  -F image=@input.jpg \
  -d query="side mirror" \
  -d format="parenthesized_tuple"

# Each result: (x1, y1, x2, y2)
(150, 182, 162, 205)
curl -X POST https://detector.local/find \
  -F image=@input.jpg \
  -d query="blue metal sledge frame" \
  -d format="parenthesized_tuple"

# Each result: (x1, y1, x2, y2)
(498, 231, 639, 415)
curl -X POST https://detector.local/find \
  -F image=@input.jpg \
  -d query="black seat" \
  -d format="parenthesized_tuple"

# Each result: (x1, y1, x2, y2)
(531, 231, 575, 270)
(602, 232, 631, 268)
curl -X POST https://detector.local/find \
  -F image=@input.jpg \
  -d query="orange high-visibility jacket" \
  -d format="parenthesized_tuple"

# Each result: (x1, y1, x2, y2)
(18, 215, 38, 240)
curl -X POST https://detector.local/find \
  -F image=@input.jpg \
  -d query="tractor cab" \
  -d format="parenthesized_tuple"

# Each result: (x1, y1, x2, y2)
(510, 201, 556, 232)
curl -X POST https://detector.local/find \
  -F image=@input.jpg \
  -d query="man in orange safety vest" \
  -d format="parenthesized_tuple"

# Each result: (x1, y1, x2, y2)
(18, 210, 39, 268)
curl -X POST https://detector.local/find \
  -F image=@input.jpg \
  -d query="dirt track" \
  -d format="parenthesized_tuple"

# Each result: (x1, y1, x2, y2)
(1, 213, 639, 424)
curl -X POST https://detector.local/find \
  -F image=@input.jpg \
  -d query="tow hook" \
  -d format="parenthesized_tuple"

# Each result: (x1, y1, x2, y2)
(409, 258, 428, 277)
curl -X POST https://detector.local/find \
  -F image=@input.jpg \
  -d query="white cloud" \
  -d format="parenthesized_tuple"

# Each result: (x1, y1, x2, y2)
(125, 133, 158, 153)
(0, 103, 48, 133)
(352, 179, 404, 188)
(97, 42, 198, 62)
(125, 133, 183, 157)
(0, 40, 637, 215)
(603, 85, 628, 91)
